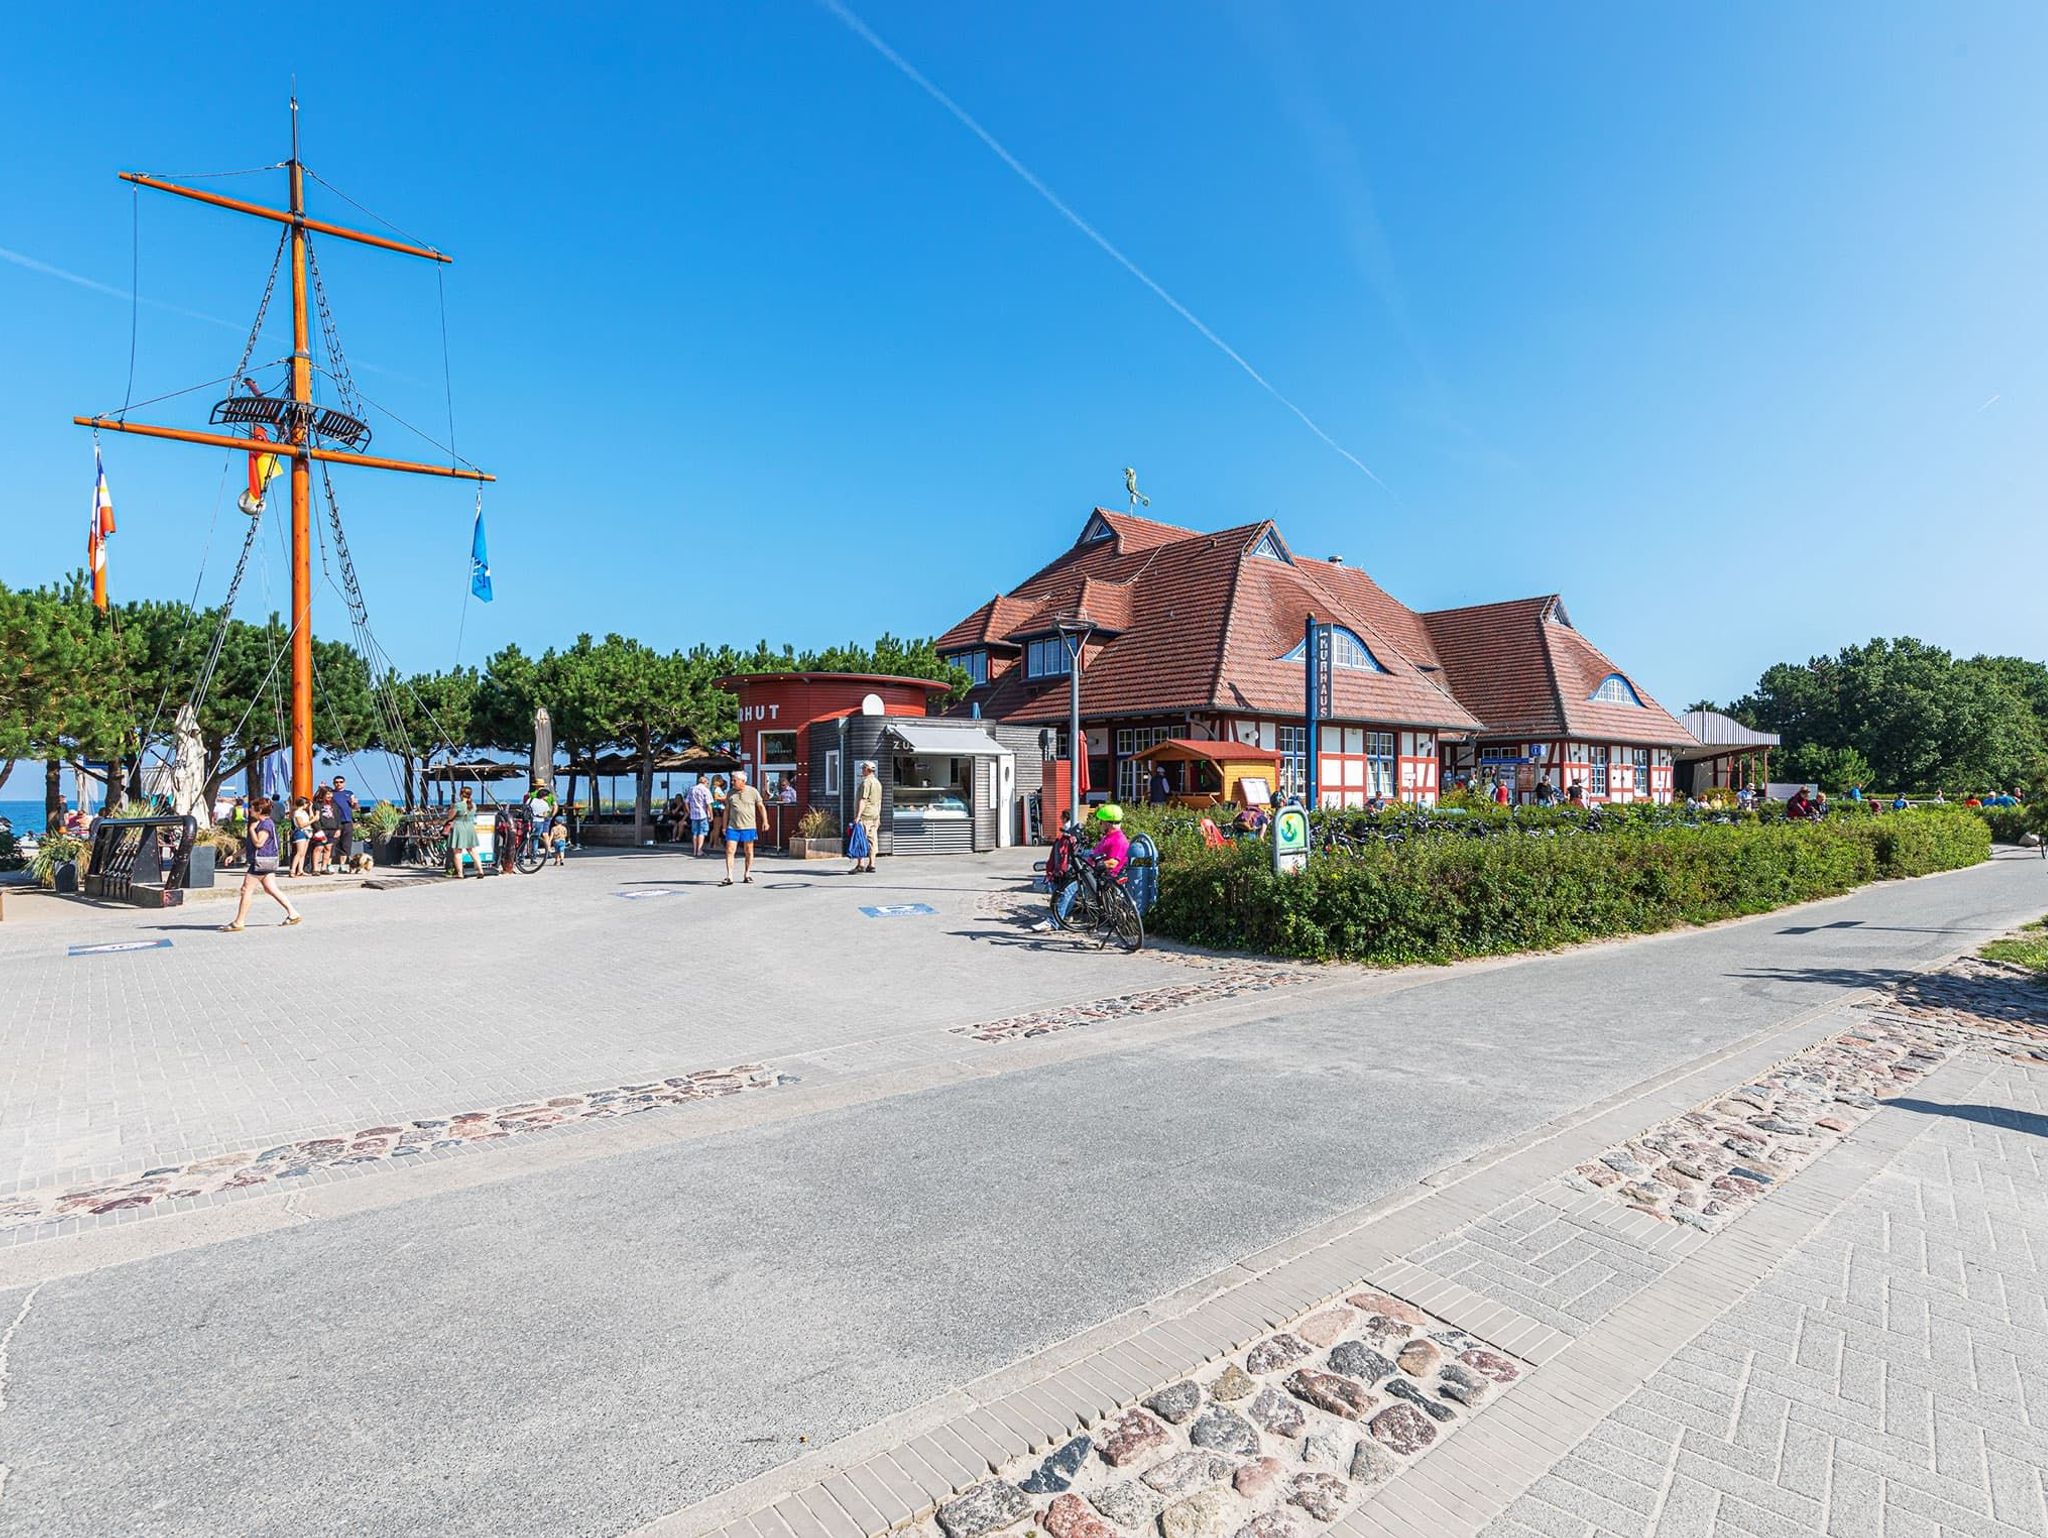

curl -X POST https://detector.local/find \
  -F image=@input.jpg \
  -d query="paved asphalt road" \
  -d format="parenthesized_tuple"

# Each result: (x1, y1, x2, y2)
(0, 855, 2041, 1537)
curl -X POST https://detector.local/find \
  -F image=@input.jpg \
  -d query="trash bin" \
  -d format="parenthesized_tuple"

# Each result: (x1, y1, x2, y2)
(1128, 833, 1159, 915)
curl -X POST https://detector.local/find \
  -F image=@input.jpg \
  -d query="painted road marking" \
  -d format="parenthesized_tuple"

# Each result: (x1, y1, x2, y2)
(860, 903, 936, 919)
(615, 889, 680, 900)
(68, 939, 174, 957)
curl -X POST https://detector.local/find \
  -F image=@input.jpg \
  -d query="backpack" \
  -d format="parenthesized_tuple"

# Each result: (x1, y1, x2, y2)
(1043, 828, 1076, 887)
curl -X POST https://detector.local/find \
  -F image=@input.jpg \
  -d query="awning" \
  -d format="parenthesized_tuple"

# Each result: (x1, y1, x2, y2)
(884, 721, 1010, 756)
(1134, 738, 1282, 766)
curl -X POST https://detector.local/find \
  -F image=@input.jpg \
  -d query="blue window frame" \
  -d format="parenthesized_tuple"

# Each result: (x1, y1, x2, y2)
(1279, 626, 1388, 673)
(1590, 674, 1643, 706)
(950, 650, 989, 686)
(1026, 637, 1071, 679)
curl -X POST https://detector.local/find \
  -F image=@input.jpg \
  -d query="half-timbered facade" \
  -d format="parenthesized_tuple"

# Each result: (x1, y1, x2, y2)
(937, 509, 1692, 810)
(937, 510, 1479, 807)
(1422, 596, 1694, 804)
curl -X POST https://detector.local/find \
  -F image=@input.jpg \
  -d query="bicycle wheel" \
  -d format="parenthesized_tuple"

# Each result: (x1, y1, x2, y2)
(514, 842, 545, 874)
(1102, 884, 1144, 953)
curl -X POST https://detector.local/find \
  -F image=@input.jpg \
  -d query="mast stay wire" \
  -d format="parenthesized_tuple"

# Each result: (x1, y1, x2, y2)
(133, 227, 292, 779)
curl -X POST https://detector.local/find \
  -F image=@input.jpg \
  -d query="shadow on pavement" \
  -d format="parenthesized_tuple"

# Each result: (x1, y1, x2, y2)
(1887, 1098, 2048, 1138)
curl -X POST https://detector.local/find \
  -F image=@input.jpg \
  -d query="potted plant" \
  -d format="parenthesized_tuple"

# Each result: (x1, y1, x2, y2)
(358, 799, 403, 865)
(789, 807, 843, 860)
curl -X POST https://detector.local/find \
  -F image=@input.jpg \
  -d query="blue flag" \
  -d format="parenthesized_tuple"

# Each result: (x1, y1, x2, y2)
(469, 507, 493, 602)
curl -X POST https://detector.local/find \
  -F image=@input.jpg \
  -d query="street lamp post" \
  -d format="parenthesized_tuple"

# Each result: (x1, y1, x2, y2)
(1056, 618, 1091, 826)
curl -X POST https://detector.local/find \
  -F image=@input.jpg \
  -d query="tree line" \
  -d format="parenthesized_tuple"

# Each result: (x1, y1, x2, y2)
(1698, 636, 2048, 795)
(0, 575, 964, 829)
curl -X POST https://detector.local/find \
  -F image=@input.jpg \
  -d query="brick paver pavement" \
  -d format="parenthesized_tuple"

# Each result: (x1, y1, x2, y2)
(1484, 1056, 2048, 1538)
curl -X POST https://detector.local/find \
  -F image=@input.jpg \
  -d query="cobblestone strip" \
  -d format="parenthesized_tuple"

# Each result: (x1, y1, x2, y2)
(952, 967, 1308, 1044)
(1554, 957, 2048, 1235)
(750, 1286, 1527, 1538)
(0, 1064, 792, 1234)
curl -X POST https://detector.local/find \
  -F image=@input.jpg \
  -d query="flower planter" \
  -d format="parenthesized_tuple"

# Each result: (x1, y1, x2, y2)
(789, 837, 843, 860)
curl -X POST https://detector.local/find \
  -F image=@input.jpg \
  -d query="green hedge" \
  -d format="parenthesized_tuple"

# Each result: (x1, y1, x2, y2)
(1143, 807, 1990, 965)
(1972, 805, 2033, 844)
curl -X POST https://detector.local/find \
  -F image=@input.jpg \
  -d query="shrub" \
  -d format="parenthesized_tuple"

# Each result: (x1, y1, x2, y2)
(1972, 805, 2031, 844)
(796, 807, 835, 840)
(1149, 808, 1988, 965)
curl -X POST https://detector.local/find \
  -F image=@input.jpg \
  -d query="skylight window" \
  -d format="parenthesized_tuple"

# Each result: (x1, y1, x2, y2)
(1280, 627, 1388, 673)
(1590, 674, 1643, 706)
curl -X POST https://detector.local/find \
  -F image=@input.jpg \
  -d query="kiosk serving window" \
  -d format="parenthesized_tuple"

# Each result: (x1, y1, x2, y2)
(759, 730, 798, 800)
(892, 754, 971, 820)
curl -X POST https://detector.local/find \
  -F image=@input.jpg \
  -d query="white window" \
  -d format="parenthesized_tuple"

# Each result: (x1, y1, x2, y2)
(952, 650, 989, 686)
(1366, 731, 1396, 797)
(1026, 637, 1071, 679)
(824, 749, 842, 796)
(1115, 726, 1174, 802)
(1277, 725, 1306, 801)
(1590, 674, 1643, 706)
(1278, 626, 1388, 673)
(1588, 745, 1610, 797)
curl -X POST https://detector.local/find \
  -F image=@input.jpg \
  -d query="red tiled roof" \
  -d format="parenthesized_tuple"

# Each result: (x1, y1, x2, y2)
(934, 594, 1037, 652)
(1422, 597, 1693, 746)
(943, 510, 1478, 731)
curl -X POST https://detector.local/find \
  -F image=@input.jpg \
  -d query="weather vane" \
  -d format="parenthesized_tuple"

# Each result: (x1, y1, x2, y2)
(1123, 466, 1149, 511)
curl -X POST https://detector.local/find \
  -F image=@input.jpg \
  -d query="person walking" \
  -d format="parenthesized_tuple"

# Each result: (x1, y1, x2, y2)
(524, 782, 555, 864)
(720, 770, 767, 886)
(685, 775, 714, 857)
(548, 803, 570, 866)
(851, 759, 882, 874)
(446, 787, 484, 878)
(1148, 764, 1172, 807)
(330, 774, 358, 871)
(220, 796, 302, 931)
(288, 795, 313, 877)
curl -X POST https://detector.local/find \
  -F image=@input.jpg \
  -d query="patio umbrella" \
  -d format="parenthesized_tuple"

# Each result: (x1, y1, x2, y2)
(532, 706, 553, 788)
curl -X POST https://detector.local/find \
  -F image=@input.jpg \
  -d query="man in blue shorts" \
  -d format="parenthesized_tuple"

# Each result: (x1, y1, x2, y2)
(720, 770, 767, 886)
(685, 775, 714, 857)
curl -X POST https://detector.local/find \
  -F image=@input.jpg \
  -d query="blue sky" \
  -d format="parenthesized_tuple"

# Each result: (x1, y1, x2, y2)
(3, 2, 2043, 722)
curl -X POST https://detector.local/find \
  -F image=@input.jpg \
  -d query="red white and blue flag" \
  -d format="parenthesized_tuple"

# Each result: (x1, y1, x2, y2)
(89, 445, 116, 611)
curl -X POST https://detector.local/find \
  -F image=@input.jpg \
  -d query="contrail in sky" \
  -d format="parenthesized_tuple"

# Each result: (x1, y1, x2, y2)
(0, 244, 240, 330)
(817, 0, 1392, 493)
(1977, 393, 2000, 412)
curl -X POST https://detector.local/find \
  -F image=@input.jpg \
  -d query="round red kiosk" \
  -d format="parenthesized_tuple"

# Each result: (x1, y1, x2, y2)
(714, 672, 950, 848)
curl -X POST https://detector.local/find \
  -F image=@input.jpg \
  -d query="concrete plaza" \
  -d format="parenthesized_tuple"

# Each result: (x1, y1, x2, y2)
(0, 847, 2042, 1536)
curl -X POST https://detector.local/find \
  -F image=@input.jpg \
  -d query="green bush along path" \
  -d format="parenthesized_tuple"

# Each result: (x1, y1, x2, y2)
(1139, 805, 1990, 965)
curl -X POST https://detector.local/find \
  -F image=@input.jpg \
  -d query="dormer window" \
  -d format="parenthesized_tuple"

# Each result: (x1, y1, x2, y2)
(1547, 599, 1576, 630)
(1078, 512, 1115, 545)
(1590, 673, 1643, 706)
(1279, 626, 1388, 673)
(949, 650, 989, 686)
(1249, 531, 1291, 563)
(1025, 636, 1072, 679)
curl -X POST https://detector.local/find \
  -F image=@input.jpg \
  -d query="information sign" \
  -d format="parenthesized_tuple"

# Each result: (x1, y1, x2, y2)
(1272, 806, 1310, 876)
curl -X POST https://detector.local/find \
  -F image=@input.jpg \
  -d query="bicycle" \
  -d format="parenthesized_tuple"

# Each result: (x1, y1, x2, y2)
(1056, 852, 1143, 952)
(496, 806, 548, 875)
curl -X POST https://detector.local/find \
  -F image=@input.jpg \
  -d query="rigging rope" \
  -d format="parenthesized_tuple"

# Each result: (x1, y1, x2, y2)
(140, 228, 292, 764)
(120, 187, 138, 421)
